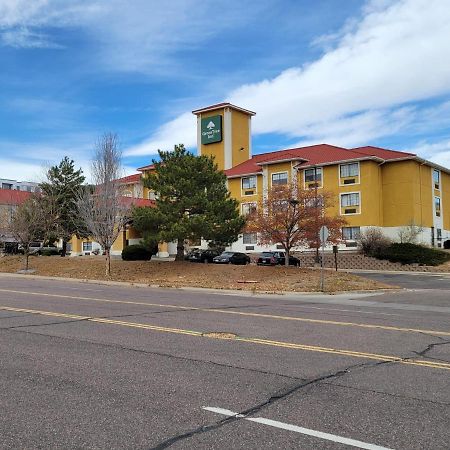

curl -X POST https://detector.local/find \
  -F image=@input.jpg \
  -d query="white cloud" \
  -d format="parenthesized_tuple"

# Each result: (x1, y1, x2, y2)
(128, 0, 450, 155)
(125, 112, 196, 156)
(408, 139, 450, 169)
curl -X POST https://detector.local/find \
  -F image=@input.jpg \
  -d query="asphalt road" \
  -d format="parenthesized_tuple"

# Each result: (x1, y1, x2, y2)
(1, 274, 449, 449)
(352, 270, 450, 290)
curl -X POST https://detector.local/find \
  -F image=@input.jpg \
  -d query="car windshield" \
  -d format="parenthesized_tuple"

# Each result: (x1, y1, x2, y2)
(261, 252, 274, 257)
(220, 252, 234, 257)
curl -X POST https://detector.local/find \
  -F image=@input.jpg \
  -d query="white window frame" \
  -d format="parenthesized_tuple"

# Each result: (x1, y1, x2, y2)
(241, 175, 257, 196)
(241, 202, 257, 216)
(435, 196, 441, 216)
(433, 169, 440, 189)
(271, 171, 288, 187)
(242, 232, 257, 244)
(82, 241, 93, 252)
(339, 162, 360, 186)
(340, 192, 361, 215)
(303, 167, 323, 189)
(342, 226, 360, 240)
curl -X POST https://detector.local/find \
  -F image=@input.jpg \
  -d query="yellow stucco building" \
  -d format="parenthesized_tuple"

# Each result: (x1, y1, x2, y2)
(70, 102, 450, 256)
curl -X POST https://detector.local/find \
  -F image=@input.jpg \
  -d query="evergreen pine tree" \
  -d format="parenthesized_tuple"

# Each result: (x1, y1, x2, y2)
(40, 156, 87, 256)
(137, 144, 245, 260)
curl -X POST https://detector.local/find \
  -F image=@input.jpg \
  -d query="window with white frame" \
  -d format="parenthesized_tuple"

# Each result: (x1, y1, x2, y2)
(242, 176, 256, 190)
(341, 193, 360, 207)
(342, 227, 360, 240)
(241, 202, 257, 216)
(243, 232, 257, 244)
(435, 197, 441, 215)
(304, 167, 322, 184)
(271, 172, 288, 186)
(433, 169, 440, 187)
(340, 163, 359, 178)
(122, 190, 133, 197)
(82, 242, 92, 251)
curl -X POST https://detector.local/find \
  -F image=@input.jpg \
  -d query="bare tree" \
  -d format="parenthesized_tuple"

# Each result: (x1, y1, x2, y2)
(10, 196, 45, 270)
(78, 133, 129, 276)
(398, 220, 424, 244)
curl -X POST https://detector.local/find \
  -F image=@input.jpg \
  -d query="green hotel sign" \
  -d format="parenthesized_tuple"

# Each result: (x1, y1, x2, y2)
(201, 115, 222, 145)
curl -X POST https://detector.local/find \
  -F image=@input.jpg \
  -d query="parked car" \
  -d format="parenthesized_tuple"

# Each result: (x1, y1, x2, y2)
(213, 251, 251, 265)
(188, 249, 222, 263)
(257, 251, 300, 266)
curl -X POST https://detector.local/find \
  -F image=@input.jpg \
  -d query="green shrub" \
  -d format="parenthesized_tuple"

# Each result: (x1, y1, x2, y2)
(40, 248, 60, 256)
(359, 228, 391, 257)
(121, 245, 152, 261)
(376, 243, 450, 266)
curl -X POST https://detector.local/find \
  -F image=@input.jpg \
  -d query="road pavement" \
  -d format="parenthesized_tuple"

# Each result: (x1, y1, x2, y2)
(0, 274, 449, 449)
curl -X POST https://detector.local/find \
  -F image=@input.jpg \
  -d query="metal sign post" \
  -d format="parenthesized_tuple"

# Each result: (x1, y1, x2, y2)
(319, 225, 329, 292)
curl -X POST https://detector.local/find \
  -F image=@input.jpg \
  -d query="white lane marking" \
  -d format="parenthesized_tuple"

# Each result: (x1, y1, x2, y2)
(203, 407, 394, 450)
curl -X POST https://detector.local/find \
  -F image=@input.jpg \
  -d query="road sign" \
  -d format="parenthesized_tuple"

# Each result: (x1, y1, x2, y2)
(319, 225, 329, 243)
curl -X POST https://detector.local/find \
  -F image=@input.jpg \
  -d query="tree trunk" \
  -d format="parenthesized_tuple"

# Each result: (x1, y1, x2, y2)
(25, 252, 29, 271)
(175, 238, 184, 261)
(61, 240, 67, 257)
(285, 249, 290, 267)
(105, 248, 111, 277)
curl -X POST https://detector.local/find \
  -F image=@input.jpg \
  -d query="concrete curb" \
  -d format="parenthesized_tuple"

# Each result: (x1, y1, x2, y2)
(0, 271, 398, 298)
(343, 269, 450, 275)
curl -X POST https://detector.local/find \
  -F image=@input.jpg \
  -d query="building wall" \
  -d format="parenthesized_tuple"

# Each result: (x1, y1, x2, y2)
(231, 110, 252, 167)
(381, 160, 433, 228)
(198, 109, 226, 170)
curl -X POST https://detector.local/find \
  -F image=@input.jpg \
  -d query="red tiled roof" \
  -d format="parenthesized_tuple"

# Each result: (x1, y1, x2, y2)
(224, 144, 418, 177)
(137, 163, 155, 172)
(120, 197, 155, 208)
(351, 146, 416, 160)
(225, 144, 359, 177)
(117, 173, 141, 184)
(0, 189, 32, 205)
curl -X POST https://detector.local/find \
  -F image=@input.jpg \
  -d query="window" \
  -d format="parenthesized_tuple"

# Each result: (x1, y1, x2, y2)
(433, 169, 440, 188)
(82, 242, 92, 252)
(242, 176, 256, 190)
(342, 227, 360, 240)
(435, 197, 441, 216)
(122, 190, 133, 197)
(304, 167, 322, 183)
(305, 195, 324, 208)
(340, 163, 359, 178)
(271, 172, 288, 186)
(243, 232, 257, 244)
(341, 193, 360, 207)
(2, 183, 12, 190)
(241, 202, 256, 216)
(437, 229, 442, 240)
(148, 191, 157, 200)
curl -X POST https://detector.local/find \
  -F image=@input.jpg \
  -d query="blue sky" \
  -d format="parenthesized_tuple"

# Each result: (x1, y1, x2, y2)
(1, 0, 450, 182)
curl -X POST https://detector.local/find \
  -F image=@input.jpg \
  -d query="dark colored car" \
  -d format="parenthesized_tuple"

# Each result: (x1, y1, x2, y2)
(188, 249, 222, 263)
(257, 251, 300, 266)
(213, 251, 251, 265)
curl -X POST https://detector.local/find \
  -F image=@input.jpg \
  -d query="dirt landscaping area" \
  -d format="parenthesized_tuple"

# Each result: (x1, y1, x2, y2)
(0, 255, 393, 292)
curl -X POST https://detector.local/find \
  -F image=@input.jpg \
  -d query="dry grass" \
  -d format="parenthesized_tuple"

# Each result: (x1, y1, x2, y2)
(0, 255, 392, 293)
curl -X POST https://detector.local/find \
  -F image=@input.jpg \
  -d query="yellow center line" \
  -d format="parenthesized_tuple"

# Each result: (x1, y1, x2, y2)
(1, 305, 449, 371)
(0, 288, 448, 337)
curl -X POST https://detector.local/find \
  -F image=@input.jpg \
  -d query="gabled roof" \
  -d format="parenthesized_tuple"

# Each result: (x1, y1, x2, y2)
(351, 146, 416, 160)
(117, 173, 141, 184)
(224, 144, 365, 177)
(0, 189, 32, 205)
(224, 144, 420, 178)
(192, 102, 256, 116)
(137, 163, 155, 172)
(119, 197, 155, 208)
